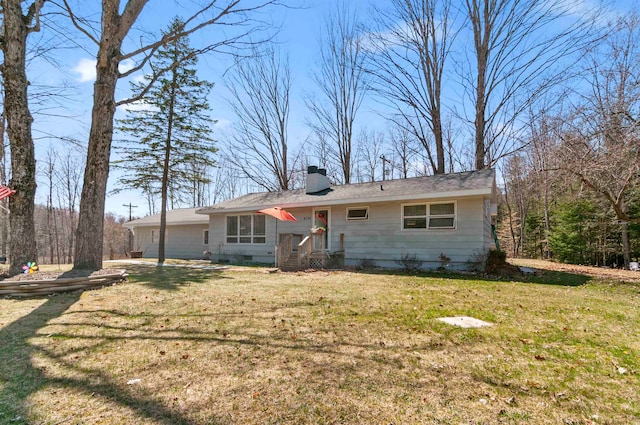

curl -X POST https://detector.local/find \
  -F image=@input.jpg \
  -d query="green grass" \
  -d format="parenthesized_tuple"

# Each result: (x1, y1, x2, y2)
(0, 264, 638, 424)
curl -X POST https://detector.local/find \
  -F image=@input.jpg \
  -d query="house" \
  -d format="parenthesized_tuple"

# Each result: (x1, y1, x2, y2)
(123, 207, 210, 259)
(196, 167, 498, 270)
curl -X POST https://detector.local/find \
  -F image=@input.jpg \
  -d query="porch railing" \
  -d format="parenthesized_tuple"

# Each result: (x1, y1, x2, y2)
(297, 235, 311, 269)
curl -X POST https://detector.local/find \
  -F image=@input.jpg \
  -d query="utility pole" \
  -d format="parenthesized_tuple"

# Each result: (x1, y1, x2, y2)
(123, 203, 138, 255)
(380, 155, 392, 181)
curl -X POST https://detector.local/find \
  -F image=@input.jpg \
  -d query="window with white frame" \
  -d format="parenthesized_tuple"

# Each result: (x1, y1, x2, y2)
(226, 214, 266, 244)
(203, 229, 209, 245)
(402, 202, 456, 230)
(346, 206, 369, 221)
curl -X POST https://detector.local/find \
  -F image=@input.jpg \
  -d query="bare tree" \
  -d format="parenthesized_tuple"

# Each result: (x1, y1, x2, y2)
(0, 0, 45, 275)
(387, 124, 417, 179)
(367, 0, 456, 175)
(524, 108, 562, 259)
(558, 14, 640, 267)
(462, 0, 595, 169)
(59, 0, 283, 270)
(55, 147, 82, 263)
(502, 154, 532, 257)
(43, 151, 56, 263)
(103, 213, 128, 260)
(355, 128, 385, 182)
(225, 47, 295, 191)
(307, 2, 367, 184)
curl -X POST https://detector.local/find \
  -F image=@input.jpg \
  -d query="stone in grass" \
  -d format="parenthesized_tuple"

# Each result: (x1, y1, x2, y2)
(518, 266, 537, 274)
(437, 316, 493, 328)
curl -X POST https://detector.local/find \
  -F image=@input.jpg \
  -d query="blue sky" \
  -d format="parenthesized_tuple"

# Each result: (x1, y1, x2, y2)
(30, 0, 358, 217)
(25, 0, 637, 218)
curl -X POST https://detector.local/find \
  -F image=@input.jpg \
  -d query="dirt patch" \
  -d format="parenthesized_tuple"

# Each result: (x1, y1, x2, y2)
(509, 258, 640, 283)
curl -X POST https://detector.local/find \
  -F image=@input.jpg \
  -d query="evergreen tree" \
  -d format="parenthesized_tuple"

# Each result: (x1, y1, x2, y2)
(114, 17, 217, 264)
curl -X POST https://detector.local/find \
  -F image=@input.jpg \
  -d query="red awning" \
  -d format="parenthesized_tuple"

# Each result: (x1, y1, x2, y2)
(0, 185, 16, 201)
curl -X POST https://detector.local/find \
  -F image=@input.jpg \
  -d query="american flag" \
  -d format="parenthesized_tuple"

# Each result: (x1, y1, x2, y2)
(0, 185, 16, 201)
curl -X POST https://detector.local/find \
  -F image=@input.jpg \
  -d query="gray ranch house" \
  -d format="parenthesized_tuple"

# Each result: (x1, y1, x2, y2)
(196, 167, 498, 270)
(124, 168, 497, 270)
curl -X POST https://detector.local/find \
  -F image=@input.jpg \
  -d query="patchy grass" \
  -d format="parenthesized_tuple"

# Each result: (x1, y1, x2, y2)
(0, 264, 638, 424)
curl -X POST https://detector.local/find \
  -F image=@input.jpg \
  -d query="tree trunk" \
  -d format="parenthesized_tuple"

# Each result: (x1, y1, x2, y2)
(74, 0, 148, 271)
(0, 108, 7, 258)
(468, 0, 490, 171)
(621, 221, 631, 268)
(543, 177, 551, 259)
(433, 115, 445, 174)
(157, 45, 180, 265)
(2, 0, 38, 275)
(74, 37, 120, 270)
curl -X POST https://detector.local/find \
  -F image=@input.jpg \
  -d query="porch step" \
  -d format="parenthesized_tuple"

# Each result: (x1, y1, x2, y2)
(279, 256, 301, 271)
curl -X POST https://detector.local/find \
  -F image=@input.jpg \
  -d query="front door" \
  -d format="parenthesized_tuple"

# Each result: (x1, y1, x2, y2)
(313, 208, 330, 250)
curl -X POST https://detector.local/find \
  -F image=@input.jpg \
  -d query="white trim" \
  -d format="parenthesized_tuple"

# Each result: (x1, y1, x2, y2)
(125, 220, 208, 228)
(401, 201, 457, 231)
(346, 206, 369, 221)
(203, 229, 209, 245)
(312, 207, 331, 251)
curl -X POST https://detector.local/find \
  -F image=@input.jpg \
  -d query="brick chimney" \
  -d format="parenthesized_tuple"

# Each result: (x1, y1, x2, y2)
(306, 166, 331, 194)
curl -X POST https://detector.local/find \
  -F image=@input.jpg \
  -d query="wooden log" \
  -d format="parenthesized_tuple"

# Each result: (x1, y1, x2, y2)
(0, 271, 128, 297)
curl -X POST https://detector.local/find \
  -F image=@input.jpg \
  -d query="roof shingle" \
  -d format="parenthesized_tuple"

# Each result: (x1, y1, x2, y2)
(197, 169, 495, 214)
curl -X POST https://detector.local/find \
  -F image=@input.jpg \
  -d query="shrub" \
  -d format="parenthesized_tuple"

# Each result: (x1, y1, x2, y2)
(485, 249, 507, 274)
(356, 258, 377, 270)
(438, 253, 451, 270)
(467, 249, 489, 272)
(396, 254, 423, 272)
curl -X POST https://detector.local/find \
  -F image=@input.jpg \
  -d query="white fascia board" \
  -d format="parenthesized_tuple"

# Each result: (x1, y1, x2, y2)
(124, 220, 208, 228)
(199, 188, 493, 215)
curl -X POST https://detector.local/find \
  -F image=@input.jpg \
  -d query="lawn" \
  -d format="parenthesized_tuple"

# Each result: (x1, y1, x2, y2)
(0, 263, 638, 424)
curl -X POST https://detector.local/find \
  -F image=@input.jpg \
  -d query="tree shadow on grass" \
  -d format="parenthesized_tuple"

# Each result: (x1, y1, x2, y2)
(124, 264, 230, 291)
(350, 267, 591, 287)
(0, 292, 211, 425)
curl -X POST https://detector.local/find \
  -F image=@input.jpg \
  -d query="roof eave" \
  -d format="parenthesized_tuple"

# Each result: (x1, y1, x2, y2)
(198, 187, 494, 215)
(124, 220, 208, 228)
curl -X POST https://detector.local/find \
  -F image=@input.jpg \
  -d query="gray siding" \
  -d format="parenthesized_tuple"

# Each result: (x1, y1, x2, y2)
(134, 224, 209, 259)
(209, 210, 316, 264)
(207, 196, 491, 269)
(329, 197, 488, 269)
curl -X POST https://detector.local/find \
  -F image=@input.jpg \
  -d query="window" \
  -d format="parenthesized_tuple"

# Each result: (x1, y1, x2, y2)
(403, 204, 427, 229)
(151, 229, 168, 243)
(226, 214, 266, 244)
(428, 203, 455, 228)
(203, 230, 209, 245)
(402, 202, 456, 230)
(346, 207, 369, 221)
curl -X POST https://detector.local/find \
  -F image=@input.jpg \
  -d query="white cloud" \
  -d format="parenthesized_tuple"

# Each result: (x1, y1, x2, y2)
(72, 58, 137, 83)
(131, 74, 147, 84)
(72, 58, 97, 82)
(214, 119, 232, 129)
(119, 59, 136, 74)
